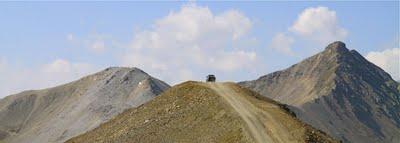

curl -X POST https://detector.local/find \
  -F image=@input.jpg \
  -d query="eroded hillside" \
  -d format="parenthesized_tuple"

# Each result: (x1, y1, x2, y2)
(67, 81, 338, 143)
(0, 67, 170, 143)
(240, 41, 400, 143)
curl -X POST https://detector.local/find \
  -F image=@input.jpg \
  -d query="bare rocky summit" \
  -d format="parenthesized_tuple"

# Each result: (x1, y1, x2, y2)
(239, 41, 400, 143)
(67, 81, 338, 143)
(0, 67, 170, 143)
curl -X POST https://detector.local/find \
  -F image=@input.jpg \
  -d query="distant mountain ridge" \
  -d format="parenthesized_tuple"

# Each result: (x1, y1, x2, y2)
(67, 81, 339, 143)
(0, 67, 170, 143)
(239, 41, 400, 143)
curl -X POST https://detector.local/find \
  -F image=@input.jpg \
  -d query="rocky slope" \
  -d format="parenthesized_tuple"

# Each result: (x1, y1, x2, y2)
(239, 41, 400, 143)
(67, 81, 338, 143)
(0, 67, 170, 143)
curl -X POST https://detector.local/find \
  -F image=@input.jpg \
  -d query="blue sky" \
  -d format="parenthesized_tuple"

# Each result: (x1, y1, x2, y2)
(0, 1, 399, 97)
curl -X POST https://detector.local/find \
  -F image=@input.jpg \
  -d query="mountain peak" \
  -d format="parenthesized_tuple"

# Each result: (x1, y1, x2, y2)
(67, 82, 338, 143)
(324, 41, 349, 54)
(240, 41, 400, 143)
(0, 66, 170, 143)
(103, 66, 144, 73)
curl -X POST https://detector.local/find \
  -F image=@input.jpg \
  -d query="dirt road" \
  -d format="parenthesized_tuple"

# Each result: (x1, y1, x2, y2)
(208, 83, 296, 143)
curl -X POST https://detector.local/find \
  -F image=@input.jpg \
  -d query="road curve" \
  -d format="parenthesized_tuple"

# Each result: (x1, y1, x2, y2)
(208, 83, 274, 143)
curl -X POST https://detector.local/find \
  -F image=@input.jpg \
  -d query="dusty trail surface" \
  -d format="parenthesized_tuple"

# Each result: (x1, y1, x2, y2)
(209, 83, 295, 143)
(239, 41, 400, 143)
(66, 81, 339, 143)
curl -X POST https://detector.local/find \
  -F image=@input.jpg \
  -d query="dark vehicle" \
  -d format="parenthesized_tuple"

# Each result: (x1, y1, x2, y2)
(206, 75, 216, 82)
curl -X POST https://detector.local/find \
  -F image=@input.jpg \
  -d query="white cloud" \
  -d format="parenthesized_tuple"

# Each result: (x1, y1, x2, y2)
(0, 57, 6, 69)
(366, 48, 400, 80)
(0, 59, 97, 98)
(90, 40, 106, 53)
(43, 59, 72, 73)
(269, 6, 347, 55)
(67, 33, 109, 53)
(289, 6, 347, 45)
(122, 4, 257, 83)
(42, 59, 94, 77)
(67, 33, 74, 41)
(269, 33, 295, 55)
(177, 69, 194, 82)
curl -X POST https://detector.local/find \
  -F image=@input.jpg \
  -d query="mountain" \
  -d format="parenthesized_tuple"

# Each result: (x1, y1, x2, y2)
(67, 81, 338, 143)
(239, 41, 400, 143)
(0, 67, 170, 143)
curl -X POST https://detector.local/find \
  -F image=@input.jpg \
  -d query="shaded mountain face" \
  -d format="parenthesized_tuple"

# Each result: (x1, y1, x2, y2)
(0, 67, 170, 143)
(239, 41, 400, 143)
(67, 81, 338, 143)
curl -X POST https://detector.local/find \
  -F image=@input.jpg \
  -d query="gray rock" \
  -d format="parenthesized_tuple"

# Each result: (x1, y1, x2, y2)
(239, 41, 400, 143)
(0, 67, 170, 143)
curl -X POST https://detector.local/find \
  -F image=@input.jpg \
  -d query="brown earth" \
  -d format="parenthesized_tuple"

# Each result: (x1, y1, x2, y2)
(67, 81, 338, 143)
(239, 41, 400, 143)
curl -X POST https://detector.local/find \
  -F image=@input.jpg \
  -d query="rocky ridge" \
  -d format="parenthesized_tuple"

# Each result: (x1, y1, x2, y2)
(239, 41, 400, 143)
(67, 81, 338, 143)
(0, 67, 170, 143)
